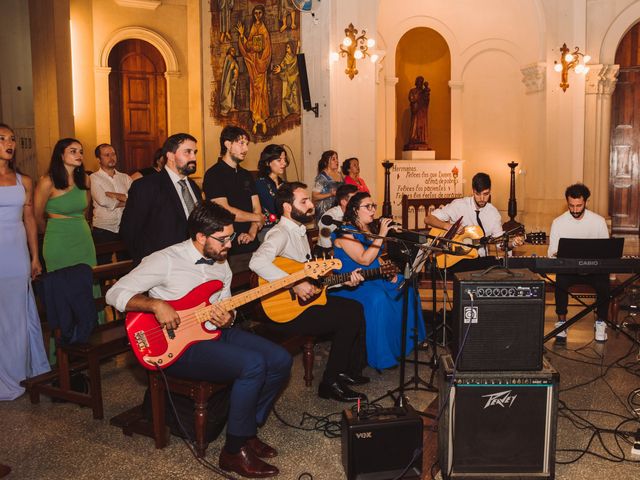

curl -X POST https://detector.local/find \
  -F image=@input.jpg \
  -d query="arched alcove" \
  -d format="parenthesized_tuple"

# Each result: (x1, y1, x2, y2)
(395, 28, 451, 159)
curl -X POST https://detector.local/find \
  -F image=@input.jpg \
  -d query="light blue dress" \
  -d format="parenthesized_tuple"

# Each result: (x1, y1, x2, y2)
(329, 228, 426, 370)
(0, 174, 50, 400)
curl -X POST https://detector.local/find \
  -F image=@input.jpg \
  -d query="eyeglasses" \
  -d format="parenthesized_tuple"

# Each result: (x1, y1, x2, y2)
(208, 232, 237, 244)
(359, 203, 377, 211)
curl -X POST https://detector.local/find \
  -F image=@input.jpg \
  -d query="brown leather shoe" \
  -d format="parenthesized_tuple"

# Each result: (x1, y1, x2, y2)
(246, 436, 278, 458)
(219, 446, 279, 478)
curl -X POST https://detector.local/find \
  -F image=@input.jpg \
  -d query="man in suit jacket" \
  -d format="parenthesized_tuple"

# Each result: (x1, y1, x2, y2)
(120, 133, 202, 264)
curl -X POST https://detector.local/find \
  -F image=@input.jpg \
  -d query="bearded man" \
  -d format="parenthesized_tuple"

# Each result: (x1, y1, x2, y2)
(548, 183, 610, 344)
(120, 133, 202, 265)
(107, 202, 291, 478)
(249, 182, 370, 402)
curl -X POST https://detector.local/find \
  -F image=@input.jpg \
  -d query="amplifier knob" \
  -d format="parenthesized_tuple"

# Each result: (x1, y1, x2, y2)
(485, 288, 492, 297)
(501, 288, 508, 296)
(508, 288, 516, 296)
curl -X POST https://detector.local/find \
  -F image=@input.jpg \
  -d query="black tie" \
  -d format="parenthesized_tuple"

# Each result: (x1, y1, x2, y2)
(179, 179, 196, 215)
(195, 257, 215, 266)
(475, 210, 485, 235)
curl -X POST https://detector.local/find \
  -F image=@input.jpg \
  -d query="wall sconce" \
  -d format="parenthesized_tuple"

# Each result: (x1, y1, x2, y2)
(553, 43, 591, 92)
(338, 23, 376, 79)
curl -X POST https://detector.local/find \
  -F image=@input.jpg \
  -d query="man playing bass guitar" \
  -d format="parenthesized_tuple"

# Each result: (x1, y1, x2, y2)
(106, 202, 290, 479)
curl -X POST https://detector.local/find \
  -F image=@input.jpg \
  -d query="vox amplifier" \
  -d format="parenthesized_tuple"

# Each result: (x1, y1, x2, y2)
(452, 269, 545, 371)
(341, 405, 423, 480)
(438, 354, 559, 480)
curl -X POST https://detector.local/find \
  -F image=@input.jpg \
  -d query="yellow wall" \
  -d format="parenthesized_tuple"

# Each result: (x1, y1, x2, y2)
(395, 27, 451, 160)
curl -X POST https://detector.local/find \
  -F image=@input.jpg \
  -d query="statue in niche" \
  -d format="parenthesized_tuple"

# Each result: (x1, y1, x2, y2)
(404, 76, 431, 150)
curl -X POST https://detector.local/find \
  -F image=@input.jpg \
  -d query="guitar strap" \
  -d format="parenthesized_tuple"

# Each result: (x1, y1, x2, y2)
(475, 210, 486, 255)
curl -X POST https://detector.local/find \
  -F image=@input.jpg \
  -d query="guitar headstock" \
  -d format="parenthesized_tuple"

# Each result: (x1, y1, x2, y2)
(305, 258, 343, 279)
(525, 231, 547, 245)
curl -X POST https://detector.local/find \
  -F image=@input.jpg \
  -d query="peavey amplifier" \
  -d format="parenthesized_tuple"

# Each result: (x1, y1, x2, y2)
(453, 268, 545, 371)
(341, 405, 423, 480)
(438, 354, 559, 480)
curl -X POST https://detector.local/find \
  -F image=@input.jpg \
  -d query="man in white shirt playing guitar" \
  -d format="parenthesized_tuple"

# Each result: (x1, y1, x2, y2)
(107, 202, 290, 478)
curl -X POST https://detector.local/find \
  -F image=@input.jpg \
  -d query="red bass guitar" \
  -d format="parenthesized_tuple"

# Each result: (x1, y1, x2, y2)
(126, 258, 341, 370)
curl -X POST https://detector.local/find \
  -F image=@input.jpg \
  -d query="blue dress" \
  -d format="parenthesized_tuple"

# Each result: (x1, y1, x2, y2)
(0, 174, 50, 400)
(329, 228, 426, 370)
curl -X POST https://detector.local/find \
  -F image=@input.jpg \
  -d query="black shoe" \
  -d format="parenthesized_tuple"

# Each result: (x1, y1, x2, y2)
(554, 335, 567, 345)
(338, 372, 370, 386)
(318, 382, 367, 402)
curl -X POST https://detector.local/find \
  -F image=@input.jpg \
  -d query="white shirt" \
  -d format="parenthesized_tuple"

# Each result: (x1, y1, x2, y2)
(249, 216, 310, 281)
(316, 205, 344, 249)
(166, 167, 199, 217)
(106, 239, 232, 313)
(547, 209, 609, 257)
(91, 168, 133, 233)
(431, 196, 504, 256)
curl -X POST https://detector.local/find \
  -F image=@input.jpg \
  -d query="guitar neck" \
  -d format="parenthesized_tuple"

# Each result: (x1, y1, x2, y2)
(200, 269, 309, 320)
(322, 266, 384, 287)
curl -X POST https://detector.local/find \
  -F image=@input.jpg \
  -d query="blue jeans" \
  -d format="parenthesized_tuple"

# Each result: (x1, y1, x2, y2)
(165, 327, 292, 437)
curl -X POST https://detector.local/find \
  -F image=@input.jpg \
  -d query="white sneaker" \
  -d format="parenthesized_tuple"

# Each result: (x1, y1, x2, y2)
(595, 320, 608, 342)
(554, 321, 567, 344)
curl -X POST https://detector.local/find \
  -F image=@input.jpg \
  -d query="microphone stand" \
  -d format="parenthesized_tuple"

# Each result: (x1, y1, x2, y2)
(472, 226, 524, 278)
(337, 226, 480, 411)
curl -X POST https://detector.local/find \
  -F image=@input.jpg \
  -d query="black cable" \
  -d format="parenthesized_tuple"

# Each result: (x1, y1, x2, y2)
(154, 365, 238, 480)
(272, 403, 343, 438)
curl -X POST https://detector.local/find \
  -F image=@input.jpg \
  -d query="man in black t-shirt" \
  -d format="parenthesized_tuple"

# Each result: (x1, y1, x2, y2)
(203, 126, 265, 273)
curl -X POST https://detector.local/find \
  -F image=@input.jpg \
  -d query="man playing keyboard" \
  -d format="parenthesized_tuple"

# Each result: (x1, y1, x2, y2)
(548, 183, 610, 344)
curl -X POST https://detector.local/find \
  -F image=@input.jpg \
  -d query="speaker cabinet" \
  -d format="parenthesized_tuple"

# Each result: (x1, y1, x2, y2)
(341, 406, 423, 480)
(453, 269, 545, 371)
(438, 354, 559, 480)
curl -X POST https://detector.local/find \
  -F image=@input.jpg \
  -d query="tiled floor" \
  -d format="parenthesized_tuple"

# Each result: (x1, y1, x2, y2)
(1, 234, 638, 479)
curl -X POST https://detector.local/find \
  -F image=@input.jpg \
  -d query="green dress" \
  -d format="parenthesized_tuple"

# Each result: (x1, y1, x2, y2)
(43, 186, 96, 272)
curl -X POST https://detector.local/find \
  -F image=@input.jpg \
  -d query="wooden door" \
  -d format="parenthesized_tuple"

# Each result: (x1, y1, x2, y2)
(611, 25, 640, 233)
(108, 40, 167, 174)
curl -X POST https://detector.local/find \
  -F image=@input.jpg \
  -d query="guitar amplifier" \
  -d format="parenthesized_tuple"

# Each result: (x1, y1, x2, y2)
(341, 406, 423, 480)
(438, 354, 559, 480)
(452, 269, 545, 371)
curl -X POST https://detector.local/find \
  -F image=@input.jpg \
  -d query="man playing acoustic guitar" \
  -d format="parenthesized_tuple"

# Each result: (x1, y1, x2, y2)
(106, 202, 290, 478)
(424, 172, 524, 271)
(250, 182, 370, 403)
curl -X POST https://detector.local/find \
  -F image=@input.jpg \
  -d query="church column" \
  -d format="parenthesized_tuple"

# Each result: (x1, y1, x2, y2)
(384, 76, 398, 160)
(28, 0, 74, 174)
(448, 80, 464, 160)
(584, 64, 619, 217)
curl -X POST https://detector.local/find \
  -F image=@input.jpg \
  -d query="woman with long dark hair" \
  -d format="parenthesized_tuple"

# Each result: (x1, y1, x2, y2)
(0, 123, 50, 400)
(255, 144, 288, 241)
(34, 138, 96, 272)
(312, 150, 343, 221)
(329, 192, 426, 370)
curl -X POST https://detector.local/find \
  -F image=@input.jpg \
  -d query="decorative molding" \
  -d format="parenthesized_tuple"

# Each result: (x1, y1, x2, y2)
(385, 76, 399, 86)
(448, 80, 464, 90)
(114, 0, 161, 10)
(99, 26, 179, 75)
(520, 62, 545, 94)
(94, 66, 112, 76)
(585, 64, 619, 96)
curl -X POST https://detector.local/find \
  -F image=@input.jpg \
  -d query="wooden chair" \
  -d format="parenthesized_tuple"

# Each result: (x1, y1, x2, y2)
(22, 261, 134, 419)
(401, 194, 457, 230)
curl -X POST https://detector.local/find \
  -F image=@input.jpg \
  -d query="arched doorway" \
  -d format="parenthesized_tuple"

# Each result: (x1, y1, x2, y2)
(108, 39, 167, 174)
(610, 23, 640, 233)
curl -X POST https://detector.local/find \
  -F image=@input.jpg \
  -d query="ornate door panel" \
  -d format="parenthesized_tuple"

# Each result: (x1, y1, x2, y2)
(611, 27, 640, 233)
(108, 40, 167, 174)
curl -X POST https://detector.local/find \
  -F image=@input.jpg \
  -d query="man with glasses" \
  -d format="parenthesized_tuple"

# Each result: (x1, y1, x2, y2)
(203, 125, 265, 274)
(107, 202, 291, 478)
(121, 133, 202, 265)
(250, 182, 369, 402)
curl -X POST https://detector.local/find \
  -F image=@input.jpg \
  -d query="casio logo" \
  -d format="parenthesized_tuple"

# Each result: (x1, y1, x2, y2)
(578, 260, 599, 266)
(355, 432, 373, 439)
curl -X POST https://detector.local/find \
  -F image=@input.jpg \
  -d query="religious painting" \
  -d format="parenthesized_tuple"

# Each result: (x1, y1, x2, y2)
(209, 0, 302, 140)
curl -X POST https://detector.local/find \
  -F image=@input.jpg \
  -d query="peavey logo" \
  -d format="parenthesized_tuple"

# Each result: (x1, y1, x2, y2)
(482, 390, 517, 409)
(355, 432, 372, 439)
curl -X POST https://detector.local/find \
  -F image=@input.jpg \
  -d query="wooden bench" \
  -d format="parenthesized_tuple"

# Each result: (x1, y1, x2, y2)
(401, 195, 457, 230)
(22, 261, 134, 419)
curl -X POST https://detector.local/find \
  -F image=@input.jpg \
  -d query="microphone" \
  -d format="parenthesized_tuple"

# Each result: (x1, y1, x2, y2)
(320, 215, 344, 227)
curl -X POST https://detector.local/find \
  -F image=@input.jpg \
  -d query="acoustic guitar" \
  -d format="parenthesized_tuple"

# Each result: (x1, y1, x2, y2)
(259, 257, 399, 323)
(429, 227, 547, 268)
(125, 258, 340, 370)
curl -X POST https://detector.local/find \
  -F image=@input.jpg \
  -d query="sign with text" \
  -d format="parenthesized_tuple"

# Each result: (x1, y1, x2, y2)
(390, 160, 464, 223)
